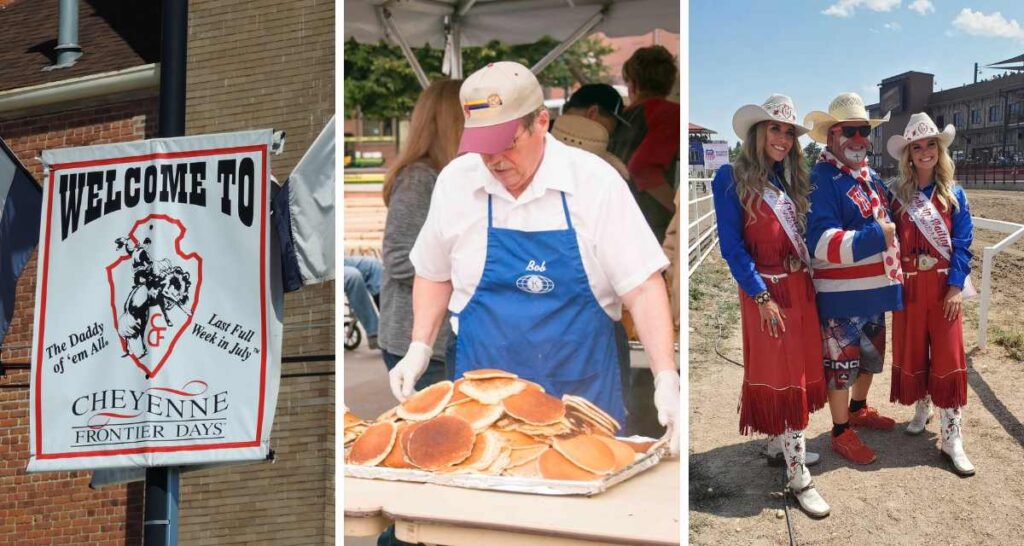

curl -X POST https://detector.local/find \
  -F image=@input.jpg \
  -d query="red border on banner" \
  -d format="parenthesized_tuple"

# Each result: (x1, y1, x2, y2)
(34, 144, 270, 460)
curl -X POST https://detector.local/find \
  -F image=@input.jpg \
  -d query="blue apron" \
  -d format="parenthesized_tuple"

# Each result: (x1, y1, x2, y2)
(453, 192, 625, 423)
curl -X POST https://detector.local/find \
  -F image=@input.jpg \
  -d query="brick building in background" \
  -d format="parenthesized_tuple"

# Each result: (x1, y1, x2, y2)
(0, 1, 335, 544)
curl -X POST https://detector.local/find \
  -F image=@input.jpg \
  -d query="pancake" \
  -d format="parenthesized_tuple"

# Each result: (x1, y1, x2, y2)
(447, 431, 504, 472)
(502, 389, 565, 426)
(376, 407, 399, 422)
(458, 377, 527, 405)
(380, 422, 418, 469)
(538, 448, 600, 481)
(347, 421, 398, 467)
(563, 395, 620, 433)
(513, 420, 573, 437)
(483, 445, 513, 475)
(444, 400, 504, 432)
(463, 368, 518, 380)
(521, 380, 545, 393)
(405, 415, 475, 470)
(552, 434, 616, 475)
(344, 411, 364, 429)
(593, 435, 637, 471)
(494, 429, 548, 449)
(397, 380, 454, 421)
(507, 443, 548, 467)
(447, 379, 472, 406)
(503, 457, 542, 478)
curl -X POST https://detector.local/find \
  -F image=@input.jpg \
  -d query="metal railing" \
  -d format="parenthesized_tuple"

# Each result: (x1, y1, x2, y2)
(688, 177, 717, 276)
(972, 217, 1024, 349)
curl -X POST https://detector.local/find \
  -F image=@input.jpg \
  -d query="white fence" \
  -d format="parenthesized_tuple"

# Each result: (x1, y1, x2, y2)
(972, 217, 1024, 349)
(688, 178, 717, 276)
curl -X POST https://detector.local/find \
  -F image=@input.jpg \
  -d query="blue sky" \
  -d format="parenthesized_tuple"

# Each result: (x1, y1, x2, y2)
(690, 0, 1024, 147)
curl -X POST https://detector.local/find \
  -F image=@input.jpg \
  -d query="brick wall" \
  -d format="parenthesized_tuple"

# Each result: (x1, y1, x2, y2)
(0, 96, 157, 546)
(179, 0, 335, 544)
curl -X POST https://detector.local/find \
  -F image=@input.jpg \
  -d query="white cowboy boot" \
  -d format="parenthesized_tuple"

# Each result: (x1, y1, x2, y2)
(782, 429, 830, 518)
(905, 396, 933, 435)
(765, 434, 820, 467)
(939, 407, 975, 477)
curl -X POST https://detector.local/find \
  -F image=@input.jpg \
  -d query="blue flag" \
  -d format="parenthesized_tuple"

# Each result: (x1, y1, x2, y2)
(0, 138, 42, 347)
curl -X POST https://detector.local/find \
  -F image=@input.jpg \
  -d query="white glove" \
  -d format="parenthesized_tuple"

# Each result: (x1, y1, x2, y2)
(389, 341, 433, 401)
(653, 369, 680, 457)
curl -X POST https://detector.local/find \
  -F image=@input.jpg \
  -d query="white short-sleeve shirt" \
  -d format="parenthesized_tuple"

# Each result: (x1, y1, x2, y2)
(410, 135, 669, 333)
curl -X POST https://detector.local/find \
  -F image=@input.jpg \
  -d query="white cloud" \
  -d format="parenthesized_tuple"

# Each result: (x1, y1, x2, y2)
(823, 0, 901, 18)
(883, 22, 902, 30)
(950, 9, 1024, 40)
(908, 0, 933, 15)
(952, 9, 1024, 40)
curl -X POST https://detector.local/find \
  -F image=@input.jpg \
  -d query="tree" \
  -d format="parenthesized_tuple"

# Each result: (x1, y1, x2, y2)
(344, 36, 615, 121)
(729, 141, 743, 163)
(802, 141, 822, 171)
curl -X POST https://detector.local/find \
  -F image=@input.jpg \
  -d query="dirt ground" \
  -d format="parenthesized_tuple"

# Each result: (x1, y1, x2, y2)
(688, 189, 1024, 545)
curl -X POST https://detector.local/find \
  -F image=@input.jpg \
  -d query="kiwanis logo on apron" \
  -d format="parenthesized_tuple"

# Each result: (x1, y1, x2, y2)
(107, 215, 201, 379)
(516, 260, 554, 294)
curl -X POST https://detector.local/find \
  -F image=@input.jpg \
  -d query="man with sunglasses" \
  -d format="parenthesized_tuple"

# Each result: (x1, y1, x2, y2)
(803, 93, 903, 466)
(390, 62, 681, 455)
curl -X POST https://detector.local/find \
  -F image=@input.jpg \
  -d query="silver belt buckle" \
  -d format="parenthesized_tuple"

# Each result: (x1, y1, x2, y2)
(917, 255, 938, 271)
(785, 255, 802, 273)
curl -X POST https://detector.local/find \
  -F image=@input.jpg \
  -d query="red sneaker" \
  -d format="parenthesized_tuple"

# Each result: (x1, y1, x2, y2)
(849, 406, 896, 430)
(831, 428, 876, 465)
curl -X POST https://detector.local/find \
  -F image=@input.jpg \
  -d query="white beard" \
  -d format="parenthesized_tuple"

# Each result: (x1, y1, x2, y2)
(844, 148, 867, 165)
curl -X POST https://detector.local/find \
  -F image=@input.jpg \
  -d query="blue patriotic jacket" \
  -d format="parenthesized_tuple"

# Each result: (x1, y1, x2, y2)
(805, 160, 903, 319)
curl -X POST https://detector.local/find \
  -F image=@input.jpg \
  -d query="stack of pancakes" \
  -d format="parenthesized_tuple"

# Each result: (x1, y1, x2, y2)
(345, 369, 652, 481)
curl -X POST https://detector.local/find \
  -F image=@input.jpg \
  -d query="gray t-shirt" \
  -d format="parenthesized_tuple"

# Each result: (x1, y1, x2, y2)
(378, 161, 452, 359)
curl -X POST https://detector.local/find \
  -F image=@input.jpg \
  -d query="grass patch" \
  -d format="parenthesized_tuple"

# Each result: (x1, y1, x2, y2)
(992, 327, 1024, 361)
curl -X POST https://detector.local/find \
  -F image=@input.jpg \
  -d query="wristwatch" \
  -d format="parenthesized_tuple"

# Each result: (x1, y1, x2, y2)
(754, 291, 771, 306)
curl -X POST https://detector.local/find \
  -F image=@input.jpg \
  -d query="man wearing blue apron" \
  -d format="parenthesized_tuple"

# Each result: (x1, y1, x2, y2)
(390, 61, 680, 455)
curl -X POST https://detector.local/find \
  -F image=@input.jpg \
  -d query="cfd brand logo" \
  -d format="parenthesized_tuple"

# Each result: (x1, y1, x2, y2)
(516, 274, 554, 295)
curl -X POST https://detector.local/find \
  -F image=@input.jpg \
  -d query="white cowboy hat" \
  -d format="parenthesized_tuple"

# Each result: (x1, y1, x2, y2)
(732, 94, 809, 141)
(886, 112, 955, 160)
(804, 92, 891, 144)
(551, 114, 631, 180)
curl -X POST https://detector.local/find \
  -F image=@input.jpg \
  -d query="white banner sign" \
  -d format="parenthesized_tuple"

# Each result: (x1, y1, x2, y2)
(703, 141, 730, 170)
(29, 130, 282, 471)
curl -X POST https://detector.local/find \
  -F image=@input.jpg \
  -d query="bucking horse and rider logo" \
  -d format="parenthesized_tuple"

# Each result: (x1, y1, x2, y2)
(106, 214, 202, 378)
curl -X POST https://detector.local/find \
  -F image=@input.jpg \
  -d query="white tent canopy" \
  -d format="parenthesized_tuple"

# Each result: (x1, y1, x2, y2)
(344, 0, 678, 86)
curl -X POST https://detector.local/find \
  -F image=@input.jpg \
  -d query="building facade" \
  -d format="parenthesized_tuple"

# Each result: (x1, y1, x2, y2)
(867, 68, 1024, 171)
(0, 1, 334, 544)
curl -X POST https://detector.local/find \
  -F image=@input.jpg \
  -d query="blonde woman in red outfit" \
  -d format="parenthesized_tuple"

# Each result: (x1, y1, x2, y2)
(886, 112, 975, 476)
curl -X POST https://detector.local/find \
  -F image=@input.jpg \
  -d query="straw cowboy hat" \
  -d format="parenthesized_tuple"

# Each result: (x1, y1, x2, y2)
(731, 94, 809, 141)
(804, 92, 891, 144)
(886, 112, 956, 160)
(550, 114, 631, 180)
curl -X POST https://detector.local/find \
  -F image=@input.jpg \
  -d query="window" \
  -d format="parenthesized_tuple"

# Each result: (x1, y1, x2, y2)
(971, 109, 982, 125)
(953, 112, 963, 128)
(990, 105, 1001, 123)
(936, 115, 944, 127)
(1011, 102, 1024, 117)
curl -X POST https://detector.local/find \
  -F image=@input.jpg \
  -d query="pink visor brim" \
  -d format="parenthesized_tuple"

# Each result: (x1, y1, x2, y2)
(457, 119, 520, 155)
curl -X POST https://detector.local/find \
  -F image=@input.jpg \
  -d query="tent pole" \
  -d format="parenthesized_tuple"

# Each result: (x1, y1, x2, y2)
(378, 6, 431, 89)
(530, 9, 605, 75)
(451, 17, 463, 79)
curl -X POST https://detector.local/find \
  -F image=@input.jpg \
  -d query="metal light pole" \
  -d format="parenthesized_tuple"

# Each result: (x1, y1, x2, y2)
(144, 1, 187, 544)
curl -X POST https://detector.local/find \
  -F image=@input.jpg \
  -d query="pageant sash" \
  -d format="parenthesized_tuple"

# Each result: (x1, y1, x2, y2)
(906, 190, 978, 298)
(763, 186, 811, 268)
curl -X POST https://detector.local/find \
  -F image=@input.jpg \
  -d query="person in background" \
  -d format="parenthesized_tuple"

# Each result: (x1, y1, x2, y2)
(885, 112, 975, 476)
(609, 45, 680, 244)
(344, 255, 382, 350)
(712, 94, 830, 518)
(378, 79, 463, 390)
(561, 83, 628, 136)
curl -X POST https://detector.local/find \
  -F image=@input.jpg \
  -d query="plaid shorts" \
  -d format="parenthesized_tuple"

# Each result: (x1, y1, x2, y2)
(821, 314, 885, 391)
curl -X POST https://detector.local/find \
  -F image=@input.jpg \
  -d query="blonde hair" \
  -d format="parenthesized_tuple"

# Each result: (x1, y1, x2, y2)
(732, 122, 810, 230)
(383, 79, 464, 206)
(890, 138, 959, 213)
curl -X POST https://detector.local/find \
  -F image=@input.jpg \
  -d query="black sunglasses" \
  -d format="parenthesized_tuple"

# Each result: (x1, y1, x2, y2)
(834, 125, 872, 138)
